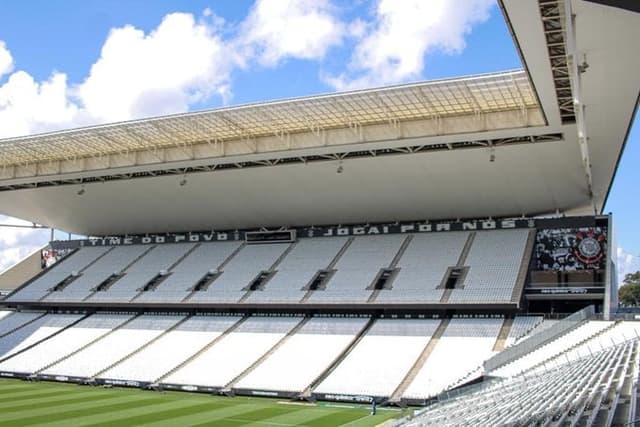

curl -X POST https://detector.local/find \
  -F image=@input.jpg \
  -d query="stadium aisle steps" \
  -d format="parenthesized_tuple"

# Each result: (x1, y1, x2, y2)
(129, 243, 202, 302)
(35, 313, 140, 374)
(303, 316, 377, 398)
(181, 242, 246, 302)
(389, 318, 448, 402)
(237, 241, 298, 303)
(81, 245, 157, 301)
(492, 318, 514, 352)
(223, 316, 310, 392)
(367, 235, 413, 303)
(92, 314, 191, 379)
(299, 237, 354, 303)
(439, 232, 476, 304)
(510, 229, 537, 303)
(153, 315, 249, 384)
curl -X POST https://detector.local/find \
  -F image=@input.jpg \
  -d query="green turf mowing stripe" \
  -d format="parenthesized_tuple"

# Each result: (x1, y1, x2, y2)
(47, 398, 224, 427)
(303, 409, 371, 427)
(0, 384, 35, 394)
(190, 406, 312, 427)
(0, 390, 126, 413)
(0, 388, 85, 403)
(84, 401, 230, 427)
(3, 395, 167, 426)
(134, 401, 263, 427)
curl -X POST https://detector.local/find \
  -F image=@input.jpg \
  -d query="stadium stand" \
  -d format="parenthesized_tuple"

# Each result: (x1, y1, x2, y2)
(503, 316, 544, 348)
(246, 237, 348, 303)
(307, 235, 407, 303)
(375, 232, 469, 303)
(163, 316, 303, 389)
(43, 245, 150, 301)
(0, 313, 132, 373)
(88, 243, 197, 302)
(0, 311, 45, 336)
(40, 314, 185, 378)
(448, 230, 530, 303)
(0, 313, 84, 360)
(188, 243, 290, 303)
(135, 241, 242, 303)
(234, 317, 369, 393)
(99, 315, 241, 383)
(402, 318, 504, 400)
(405, 340, 639, 426)
(314, 318, 441, 398)
(7, 246, 110, 301)
(488, 320, 615, 377)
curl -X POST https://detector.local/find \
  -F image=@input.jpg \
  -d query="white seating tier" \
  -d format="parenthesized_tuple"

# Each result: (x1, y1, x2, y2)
(136, 241, 242, 303)
(0, 313, 133, 373)
(307, 235, 406, 303)
(90, 243, 196, 302)
(189, 243, 290, 303)
(489, 320, 614, 377)
(376, 232, 469, 303)
(8, 247, 110, 301)
(235, 317, 369, 392)
(247, 238, 348, 303)
(403, 318, 504, 399)
(0, 314, 84, 360)
(42, 314, 185, 378)
(99, 315, 242, 382)
(164, 316, 303, 388)
(315, 318, 441, 397)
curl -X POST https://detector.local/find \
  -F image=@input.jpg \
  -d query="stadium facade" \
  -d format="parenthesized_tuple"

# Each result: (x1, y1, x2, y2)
(0, 0, 638, 424)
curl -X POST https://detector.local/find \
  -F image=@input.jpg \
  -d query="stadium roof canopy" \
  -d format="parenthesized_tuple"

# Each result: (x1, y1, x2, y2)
(0, 0, 638, 236)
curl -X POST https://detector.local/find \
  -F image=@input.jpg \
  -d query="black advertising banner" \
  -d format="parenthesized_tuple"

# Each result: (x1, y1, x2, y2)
(534, 228, 607, 271)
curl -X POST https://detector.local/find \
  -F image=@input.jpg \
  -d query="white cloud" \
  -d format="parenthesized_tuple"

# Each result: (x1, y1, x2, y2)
(0, 216, 49, 273)
(325, 0, 495, 90)
(0, 70, 78, 138)
(77, 12, 236, 122)
(239, 0, 345, 66)
(0, 41, 13, 79)
(617, 247, 640, 287)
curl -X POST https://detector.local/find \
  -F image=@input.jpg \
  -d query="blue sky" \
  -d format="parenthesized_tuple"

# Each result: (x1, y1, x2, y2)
(0, 0, 638, 281)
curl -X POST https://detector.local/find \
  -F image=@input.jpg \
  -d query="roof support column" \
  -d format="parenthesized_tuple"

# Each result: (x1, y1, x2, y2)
(564, 0, 596, 213)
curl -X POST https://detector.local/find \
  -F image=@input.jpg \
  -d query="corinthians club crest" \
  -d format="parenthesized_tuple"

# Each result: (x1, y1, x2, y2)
(574, 229, 605, 265)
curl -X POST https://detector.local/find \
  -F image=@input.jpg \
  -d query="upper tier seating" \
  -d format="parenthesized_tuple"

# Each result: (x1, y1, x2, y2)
(403, 318, 504, 399)
(7, 247, 110, 301)
(8, 229, 532, 306)
(376, 232, 469, 303)
(136, 241, 242, 303)
(99, 315, 242, 382)
(89, 243, 197, 302)
(0, 313, 133, 373)
(41, 314, 185, 378)
(449, 230, 530, 303)
(314, 318, 441, 397)
(44, 245, 150, 301)
(164, 316, 303, 388)
(307, 235, 406, 303)
(235, 317, 369, 392)
(189, 243, 290, 303)
(246, 237, 348, 303)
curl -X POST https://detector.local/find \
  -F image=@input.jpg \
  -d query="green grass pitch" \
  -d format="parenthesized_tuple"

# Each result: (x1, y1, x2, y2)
(0, 379, 403, 426)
